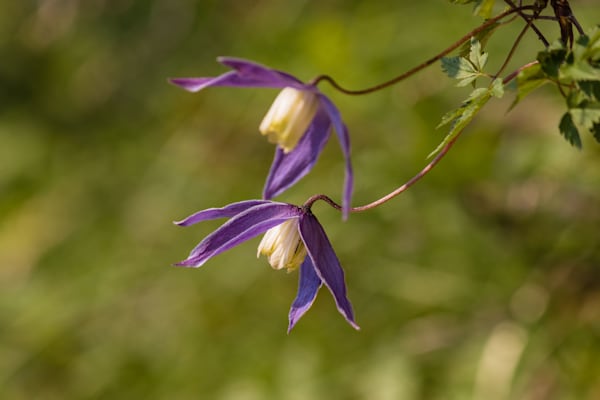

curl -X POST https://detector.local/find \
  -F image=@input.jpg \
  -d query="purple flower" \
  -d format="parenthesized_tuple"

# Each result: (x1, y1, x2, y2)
(174, 199, 359, 332)
(170, 57, 353, 218)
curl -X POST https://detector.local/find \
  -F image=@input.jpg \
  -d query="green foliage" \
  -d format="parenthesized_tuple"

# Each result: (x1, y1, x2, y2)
(512, 26, 600, 147)
(441, 57, 481, 87)
(577, 80, 600, 100)
(442, 38, 489, 87)
(558, 112, 583, 148)
(432, 79, 504, 157)
(537, 42, 568, 78)
(561, 29, 600, 81)
(440, 21, 600, 155)
(509, 63, 549, 109)
(435, 39, 503, 157)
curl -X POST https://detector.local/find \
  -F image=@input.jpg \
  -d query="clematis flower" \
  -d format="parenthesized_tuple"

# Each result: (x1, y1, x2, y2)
(170, 57, 353, 218)
(174, 199, 359, 332)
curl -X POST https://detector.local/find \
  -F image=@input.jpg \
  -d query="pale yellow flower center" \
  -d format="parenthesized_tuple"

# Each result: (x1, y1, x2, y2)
(257, 219, 307, 271)
(259, 87, 319, 154)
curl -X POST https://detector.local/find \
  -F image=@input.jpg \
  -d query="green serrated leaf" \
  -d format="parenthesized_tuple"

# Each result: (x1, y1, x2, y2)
(566, 90, 590, 109)
(573, 27, 600, 62)
(437, 89, 489, 128)
(518, 62, 545, 82)
(490, 78, 504, 98)
(555, 26, 600, 82)
(569, 107, 600, 131)
(441, 56, 480, 86)
(468, 38, 488, 71)
(588, 26, 600, 53)
(558, 112, 582, 149)
(577, 81, 600, 101)
(432, 87, 492, 157)
(437, 105, 465, 128)
(561, 61, 600, 81)
(561, 105, 600, 147)
(537, 44, 567, 78)
(572, 35, 591, 61)
(560, 30, 600, 81)
(509, 63, 548, 110)
(442, 38, 488, 87)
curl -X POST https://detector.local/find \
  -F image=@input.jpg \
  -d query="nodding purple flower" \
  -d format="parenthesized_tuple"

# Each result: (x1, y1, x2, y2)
(170, 57, 353, 218)
(174, 200, 359, 333)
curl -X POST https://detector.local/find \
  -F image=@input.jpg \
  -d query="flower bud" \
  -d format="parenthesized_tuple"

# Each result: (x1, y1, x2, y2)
(259, 87, 319, 153)
(257, 219, 307, 271)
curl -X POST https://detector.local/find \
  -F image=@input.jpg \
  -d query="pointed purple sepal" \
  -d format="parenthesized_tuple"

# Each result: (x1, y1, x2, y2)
(263, 109, 331, 200)
(288, 258, 322, 333)
(298, 213, 359, 330)
(176, 202, 302, 268)
(170, 57, 307, 92)
(174, 200, 271, 226)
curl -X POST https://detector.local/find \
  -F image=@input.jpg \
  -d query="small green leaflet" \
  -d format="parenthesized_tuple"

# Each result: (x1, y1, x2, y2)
(533, 26, 600, 147)
(441, 57, 480, 87)
(537, 41, 567, 78)
(537, 28, 600, 82)
(571, 107, 600, 141)
(577, 81, 600, 101)
(509, 63, 549, 110)
(469, 38, 488, 71)
(559, 112, 582, 149)
(441, 38, 488, 87)
(563, 28, 600, 146)
(558, 108, 600, 148)
(570, 108, 600, 130)
(430, 78, 504, 158)
(489, 76, 504, 98)
(559, 29, 600, 81)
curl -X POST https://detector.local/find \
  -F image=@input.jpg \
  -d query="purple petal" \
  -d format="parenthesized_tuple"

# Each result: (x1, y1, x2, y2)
(288, 257, 322, 333)
(169, 72, 238, 92)
(176, 202, 302, 268)
(218, 57, 305, 87)
(174, 200, 271, 226)
(299, 213, 359, 330)
(263, 109, 331, 199)
(319, 95, 353, 220)
(170, 57, 308, 92)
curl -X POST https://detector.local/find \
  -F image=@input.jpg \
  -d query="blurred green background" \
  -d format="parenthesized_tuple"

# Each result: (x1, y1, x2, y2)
(2, 1, 600, 399)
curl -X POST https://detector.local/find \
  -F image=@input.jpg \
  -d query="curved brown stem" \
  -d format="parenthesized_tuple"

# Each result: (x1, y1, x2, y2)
(306, 132, 462, 213)
(309, 5, 537, 96)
